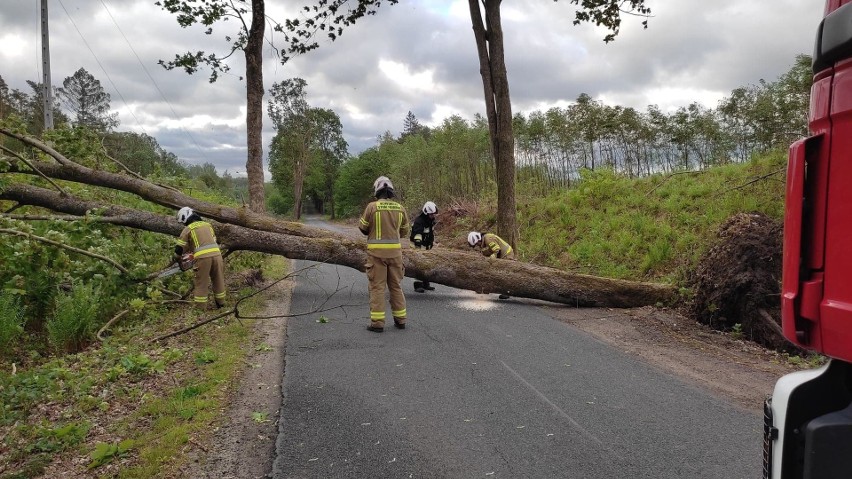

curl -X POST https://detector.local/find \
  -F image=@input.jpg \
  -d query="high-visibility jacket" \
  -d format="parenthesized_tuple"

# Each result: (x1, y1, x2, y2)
(359, 199, 410, 258)
(175, 221, 221, 259)
(480, 233, 514, 259)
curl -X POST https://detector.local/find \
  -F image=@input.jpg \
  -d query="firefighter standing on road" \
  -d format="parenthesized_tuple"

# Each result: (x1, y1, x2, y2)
(174, 207, 226, 310)
(468, 231, 514, 299)
(410, 201, 437, 293)
(360, 176, 410, 332)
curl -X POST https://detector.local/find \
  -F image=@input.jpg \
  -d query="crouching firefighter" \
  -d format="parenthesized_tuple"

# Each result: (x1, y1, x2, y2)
(174, 207, 226, 309)
(410, 201, 437, 293)
(359, 176, 410, 332)
(468, 231, 514, 300)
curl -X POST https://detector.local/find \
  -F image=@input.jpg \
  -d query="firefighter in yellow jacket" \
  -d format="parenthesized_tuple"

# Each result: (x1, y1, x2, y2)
(468, 231, 514, 299)
(174, 207, 226, 309)
(359, 176, 410, 332)
(467, 231, 515, 260)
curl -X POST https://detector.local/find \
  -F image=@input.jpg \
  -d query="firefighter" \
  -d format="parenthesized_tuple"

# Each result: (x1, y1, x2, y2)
(410, 200, 437, 293)
(359, 176, 410, 332)
(468, 231, 514, 299)
(467, 231, 515, 260)
(174, 207, 226, 309)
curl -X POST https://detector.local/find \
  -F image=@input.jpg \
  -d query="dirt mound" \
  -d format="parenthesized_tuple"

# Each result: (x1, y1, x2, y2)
(688, 212, 789, 350)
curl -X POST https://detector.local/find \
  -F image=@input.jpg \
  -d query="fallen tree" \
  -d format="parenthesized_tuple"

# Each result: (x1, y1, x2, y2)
(0, 130, 676, 308)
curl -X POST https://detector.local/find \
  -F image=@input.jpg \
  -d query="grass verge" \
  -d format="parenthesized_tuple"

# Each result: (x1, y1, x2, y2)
(0, 253, 289, 479)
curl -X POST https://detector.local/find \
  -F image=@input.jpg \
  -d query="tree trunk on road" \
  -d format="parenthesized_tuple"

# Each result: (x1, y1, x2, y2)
(1, 130, 675, 308)
(2, 183, 675, 308)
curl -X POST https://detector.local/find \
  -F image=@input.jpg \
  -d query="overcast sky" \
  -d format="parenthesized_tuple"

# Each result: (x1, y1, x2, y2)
(0, 0, 823, 177)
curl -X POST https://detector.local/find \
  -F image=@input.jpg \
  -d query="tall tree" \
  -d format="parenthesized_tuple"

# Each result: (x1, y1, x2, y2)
(21, 81, 68, 137)
(56, 68, 118, 131)
(467, 0, 518, 246)
(401, 110, 427, 140)
(156, 0, 269, 213)
(268, 78, 315, 220)
(306, 108, 348, 218)
(771, 54, 812, 144)
(0, 76, 12, 120)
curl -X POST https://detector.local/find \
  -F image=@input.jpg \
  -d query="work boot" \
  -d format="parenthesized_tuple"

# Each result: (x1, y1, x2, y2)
(413, 281, 425, 293)
(367, 323, 384, 333)
(423, 281, 435, 291)
(393, 317, 406, 329)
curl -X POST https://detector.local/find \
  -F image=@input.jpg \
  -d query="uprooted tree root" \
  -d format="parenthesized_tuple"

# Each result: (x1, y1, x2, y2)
(688, 212, 795, 351)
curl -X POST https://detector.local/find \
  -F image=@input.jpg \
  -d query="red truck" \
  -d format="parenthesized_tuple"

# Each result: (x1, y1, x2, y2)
(767, 0, 852, 477)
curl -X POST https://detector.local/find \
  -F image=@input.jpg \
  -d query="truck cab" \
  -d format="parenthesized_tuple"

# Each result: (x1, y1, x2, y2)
(767, 1, 852, 477)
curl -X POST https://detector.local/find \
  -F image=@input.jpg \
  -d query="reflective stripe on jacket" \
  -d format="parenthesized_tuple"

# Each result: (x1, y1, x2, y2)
(359, 199, 410, 258)
(480, 233, 513, 259)
(176, 221, 221, 259)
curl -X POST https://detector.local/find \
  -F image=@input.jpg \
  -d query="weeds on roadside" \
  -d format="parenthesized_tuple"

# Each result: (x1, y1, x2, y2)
(730, 323, 744, 340)
(46, 281, 103, 353)
(0, 291, 25, 354)
(784, 353, 828, 368)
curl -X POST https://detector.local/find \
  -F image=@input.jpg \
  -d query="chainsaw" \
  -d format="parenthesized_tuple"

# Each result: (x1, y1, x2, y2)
(154, 253, 195, 279)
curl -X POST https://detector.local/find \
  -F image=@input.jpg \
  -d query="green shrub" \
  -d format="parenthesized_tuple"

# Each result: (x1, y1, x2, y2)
(0, 291, 25, 353)
(267, 190, 294, 216)
(46, 282, 102, 353)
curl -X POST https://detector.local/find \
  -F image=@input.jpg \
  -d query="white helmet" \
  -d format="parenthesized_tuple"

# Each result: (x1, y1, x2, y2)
(422, 201, 437, 215)
(373, 176, 394, 195)
(177, 206, 194, 224)
(467, 231, 482, 247)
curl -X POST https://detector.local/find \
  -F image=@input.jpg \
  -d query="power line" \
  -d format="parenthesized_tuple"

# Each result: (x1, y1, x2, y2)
(55, 0, 145, 131)
(99, 0, 209, 161)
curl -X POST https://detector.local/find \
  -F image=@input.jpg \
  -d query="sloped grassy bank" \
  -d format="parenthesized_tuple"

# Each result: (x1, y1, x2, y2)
(438, 151, 789, 348)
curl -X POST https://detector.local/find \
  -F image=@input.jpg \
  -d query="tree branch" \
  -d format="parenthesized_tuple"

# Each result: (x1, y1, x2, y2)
(97, 309, 129, 341)
(715, 167, 785, 197)
(0, 127, 75, 166)
(98, 138, 182, 193)
(0, 144, 68, 194)
(153, 308, 235, 342)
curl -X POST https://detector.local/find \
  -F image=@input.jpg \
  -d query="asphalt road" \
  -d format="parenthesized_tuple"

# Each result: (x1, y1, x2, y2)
(272, 222, 761, 479)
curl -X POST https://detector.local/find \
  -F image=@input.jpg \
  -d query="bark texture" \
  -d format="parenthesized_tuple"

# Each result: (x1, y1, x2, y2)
(244, 0, 266, 213)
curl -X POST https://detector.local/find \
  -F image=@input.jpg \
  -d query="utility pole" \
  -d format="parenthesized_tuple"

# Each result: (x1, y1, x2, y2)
(41, 0, 54, 130)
